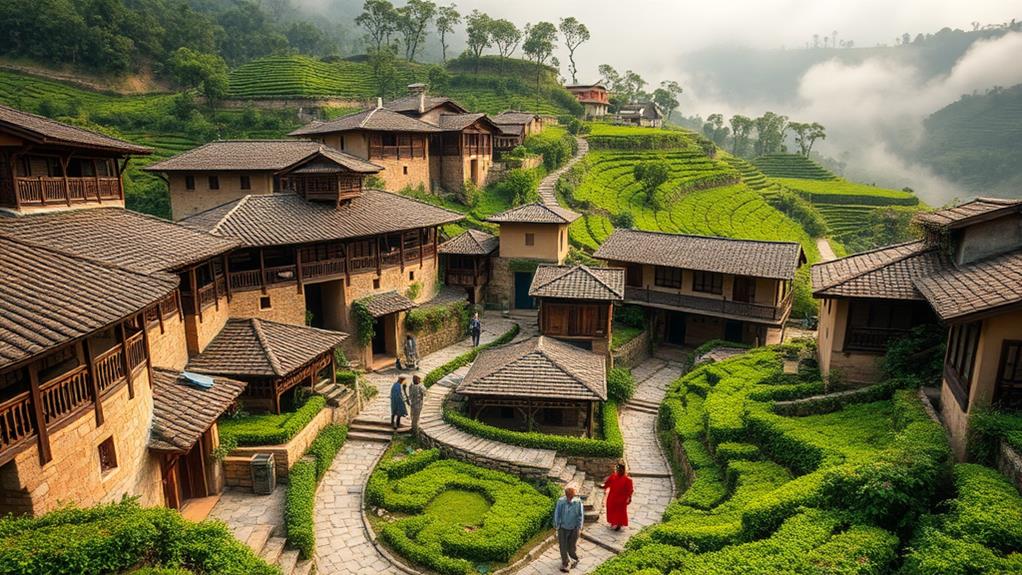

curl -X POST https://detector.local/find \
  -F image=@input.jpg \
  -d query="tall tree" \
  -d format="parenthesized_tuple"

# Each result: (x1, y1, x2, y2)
(622, 70, 647, 102)
(464, 10, 493, 73)
(396, 0, 436, 61)
(652, 80, 682, 121)
(522, 21, 558, 95)
(434, 3, 461, 63)
(489, 19, 521, 63)
(168, 47, 229, 106)
(753, 112, 789, 155)
(356, 0, 399, 52)
(702, 113, 730, 146)
(367, 46, 400, 98)
(729, 114, 754, 156)
(633, 160, 670, 206)
(598, 64, 621, 90)
(790, 121, 826, 157)
(559, 17, 589, 84)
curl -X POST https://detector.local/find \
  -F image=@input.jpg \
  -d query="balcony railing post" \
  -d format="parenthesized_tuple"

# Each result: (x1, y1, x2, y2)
(27, 367, 52, 465)
(118, 322, 135, 400)
(81, 339, 104, 426)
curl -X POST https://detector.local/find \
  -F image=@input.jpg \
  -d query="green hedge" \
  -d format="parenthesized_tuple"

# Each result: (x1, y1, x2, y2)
(405, 300, 469, 334)
(607, 367, 636, 403)
(285, 423, 348, 559)
(218, 395, 326, 448)
(422, 323, 520, 388)
(0, 500, 278, 575)
(444, 402, 624, 458)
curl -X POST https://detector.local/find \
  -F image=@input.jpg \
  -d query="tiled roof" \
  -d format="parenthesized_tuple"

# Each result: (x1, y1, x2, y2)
(914, 197, 1022, 230)
(179, 191, 463, 247)
(811, 241, 948, 300)
(288, 107, 440, 136)
(438, 229, 498, 255)
(914, 248, 1022, 321)
(0, 208, 240, 274)
(492, 111, 538, 126)
(357, 291, 416, 318)
(383, 95, 466, 115)
(618, 102, 663, 120)
(594, 229, 804, 280)
(149, 369, 246, 452)
(0, 235, 177, 369)
(187, 318, 347, 378)
(486, 203, 581, 224)
(565, 83, 607, 90)
(0, 104, 152, 154)
(529, 265, 624, 301)
(456, 336, 607, 401)
(145, 140, 381, 173)
(437, 113, 493, 131)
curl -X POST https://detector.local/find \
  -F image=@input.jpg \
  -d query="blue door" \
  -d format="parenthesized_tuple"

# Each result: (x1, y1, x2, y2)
(513, 271, 536, 309)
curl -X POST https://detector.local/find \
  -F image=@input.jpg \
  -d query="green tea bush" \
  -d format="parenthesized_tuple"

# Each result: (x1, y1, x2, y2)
(286, 424, 348, 558)
(607, 367, 636, 402)
(218, 395, 326, 447)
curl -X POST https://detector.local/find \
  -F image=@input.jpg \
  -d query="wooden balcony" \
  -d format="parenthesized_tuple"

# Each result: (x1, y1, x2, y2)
(623, 286, 792, 324)
(0, 332, 147, 466)
(845, 327, 910, 353)
(446, 269, 488, 287)
(14, 176, 122, 207)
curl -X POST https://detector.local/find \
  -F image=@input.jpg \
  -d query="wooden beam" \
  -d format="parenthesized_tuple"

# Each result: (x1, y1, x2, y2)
(295, 247, 303, 294)
(399, 232, 405, 272)
(375, 236, 382, 276)
(60, 155, 71, 206)
(81, 338, 104, 426)
(419, 229, 424, 269)
(27, 366, 52, 465)
(139, 312, 154, 387)
(118, 321, 135, 400)
(91, 159, 100, 203)
(222, 253, 232, 302)
(258, 248, 267, 295)
(189, 268, 202, 323)
(343, 242, 351, 287)
(156, 301, 164, 334)
(209, 260, 219, 311)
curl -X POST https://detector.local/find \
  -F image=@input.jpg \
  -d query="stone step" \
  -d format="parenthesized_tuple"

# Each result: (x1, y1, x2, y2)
(547, 456, 568, 480)
(277, 548, 299, 574)
(627, 397, 661, 411)
(558, 464, 577, 484)
(351, 418, 397, 430)
(625, 403, 660, 415)
(260, 536, 287, 565)
(581, 532, 623, 554)
(292, 559, 314, 575)
(347, 430, 393, 443)
(245, 524, 273, 555)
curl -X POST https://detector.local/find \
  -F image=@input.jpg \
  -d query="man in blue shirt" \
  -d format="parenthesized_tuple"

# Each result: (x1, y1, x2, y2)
(553, 486, 584, 572)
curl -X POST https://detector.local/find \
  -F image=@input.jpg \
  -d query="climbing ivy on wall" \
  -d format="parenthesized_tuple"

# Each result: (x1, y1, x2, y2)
(351, 300, 375, 347)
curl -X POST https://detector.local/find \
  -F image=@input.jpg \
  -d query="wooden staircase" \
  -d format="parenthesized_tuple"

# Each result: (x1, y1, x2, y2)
(240, 524, 313, 575)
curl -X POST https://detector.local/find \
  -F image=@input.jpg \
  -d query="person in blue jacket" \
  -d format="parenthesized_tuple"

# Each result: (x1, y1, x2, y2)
(553, 485, 584, 572)
(390, 376, 408, 429)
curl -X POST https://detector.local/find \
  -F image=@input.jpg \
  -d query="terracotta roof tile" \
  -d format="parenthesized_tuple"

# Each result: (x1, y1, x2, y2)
(0, 104, 152, 154)
(914, 248, 1022, 321)
(492, 111, 539, 126)
(383, 95, 466, 114)
(486, 203, 581, 224)
(0, 208, 240, 274)
(529, 265, 624, 301)
(811, 241, 949, 300)
(595, 229, 804, 280)
(145, 140, 381, 173)
(456, 336, 607, 401)
(915, 197, 1022, 230)
(179, 191, 463, 247)
(288, 107, 440, 136)
(0, 235, 177, 369)
(149, 369, 246, 452)
(438, 229, 498, 255)
(186, 318, 347, 378)
(437, 113, 490, 131)
(357, 291, 416, 318)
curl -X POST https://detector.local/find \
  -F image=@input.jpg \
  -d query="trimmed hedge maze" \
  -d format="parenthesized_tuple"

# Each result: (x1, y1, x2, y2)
(594, 345, 1022, 575)
(367, 447, 558, 575)
(752, 154, 837, 180)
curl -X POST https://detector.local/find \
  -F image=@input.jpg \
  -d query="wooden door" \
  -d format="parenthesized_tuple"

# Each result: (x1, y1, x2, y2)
(733, 277, 755, 303)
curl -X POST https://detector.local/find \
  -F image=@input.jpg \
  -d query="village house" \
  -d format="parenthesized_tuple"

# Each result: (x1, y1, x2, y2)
(485, 203, 580, 310)
(490, 111, 543, 157)
(565, 83, 609, 119)
(529, 264, 625, 358)
(145, 140, 383, 220)
(615, 102, 664, 128)
(594, 229, 804, 348)
(439, 228, 499, 304)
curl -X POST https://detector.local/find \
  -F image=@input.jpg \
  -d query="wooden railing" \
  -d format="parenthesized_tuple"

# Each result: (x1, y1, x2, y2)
(301, 258, 346, 280)
(15, 176, 121, 206)
(845, 327, 909, 352)
(264, 265, 296, 286)
(40, 366, 91, 425)
(125, 332, 146, 371)
(624, 287, 791, 322)
(446, 269, 488, 287)
(230, 269, 262, 291)
(349, 255, 376, 273)
(0, 392, 36, 454)
(94, 346, 127, 395)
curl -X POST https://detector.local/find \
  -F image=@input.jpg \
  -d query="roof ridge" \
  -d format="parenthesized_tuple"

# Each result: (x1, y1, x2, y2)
(531, 264, 574, 291)
(249, 318, 284, 376)
(210, 195, 252, 235)
(534, 338, 603, 397)
(578, 264, 622, 297)
(815, 241, 934, 292)
(615, 227, 802, 247)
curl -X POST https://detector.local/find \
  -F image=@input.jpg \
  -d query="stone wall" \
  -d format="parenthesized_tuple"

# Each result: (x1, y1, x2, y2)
(565, 455, 618, 481)
(612, 329, 650, 368)
(997, 441, 1022, 495)
(415, 430, 549, 481)
(147, 310, 190, 371)
(230, 284, 307, 326)
(223, 405, 334, 488)
(411, 314, 465, 359)
(485, 256, 513, 310)
(184, 293, 231, 356)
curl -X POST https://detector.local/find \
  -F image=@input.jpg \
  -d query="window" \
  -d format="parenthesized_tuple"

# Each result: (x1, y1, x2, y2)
(996, 341, 1022, 408)
(403, 166, 408, 175)
(339, 135, 345, 150)
(625, 264, 643, 287)
(654, 266, 682, 289)
(945, 321, 982, 409)
(98, 437, 117, 474)
(259, 296, 271, 310)
(240, 175, 251, 190)
(185, 175, 195, 190)
(409, 271, 415, 281)
(373, 278, 381, 289)
(560, 230, 564, 250)
(525, 233, 535, 246)
(693, 271, 723, 294)
(208, 176, 220, 190)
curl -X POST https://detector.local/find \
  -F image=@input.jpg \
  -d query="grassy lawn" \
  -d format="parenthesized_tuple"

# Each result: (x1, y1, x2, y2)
(218, 395, 326, 447)
(612, 325, 644, 350)
(425, 490, 491, 527)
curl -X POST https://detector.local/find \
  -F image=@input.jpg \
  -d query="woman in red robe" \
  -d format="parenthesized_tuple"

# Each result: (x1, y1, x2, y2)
(602, 463, 634, 530)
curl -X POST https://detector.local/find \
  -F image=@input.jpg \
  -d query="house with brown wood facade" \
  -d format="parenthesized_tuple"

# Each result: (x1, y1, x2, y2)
(594, 229, 804, 348)
(565, 83, 609, 119)
(529, 264, 625, 358)
(615, 102, 664, 128)
(491, 111, 543, 157)
(439, 228, 499, 304)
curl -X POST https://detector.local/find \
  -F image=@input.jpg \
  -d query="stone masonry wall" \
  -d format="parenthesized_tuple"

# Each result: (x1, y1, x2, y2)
(147, 310, 190, 371)
(184, 293, 231, 356)
(484, 256, 513, 310)
(612, 329, 651, 369)
(411, 314, 465, 359)
(223, 405, 333, 488)
(416, 431, 549, 481)
(229, 284, 307, 326)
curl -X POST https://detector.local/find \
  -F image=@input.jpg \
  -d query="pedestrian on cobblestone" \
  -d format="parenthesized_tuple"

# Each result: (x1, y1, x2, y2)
(404, 333, 419, 370)
(602, 463, 633, 531)
(553, 486, 583, 572)
(408, 375, 426, 432)
(390, 376, 408, 429)
(469, 312, 482, 347)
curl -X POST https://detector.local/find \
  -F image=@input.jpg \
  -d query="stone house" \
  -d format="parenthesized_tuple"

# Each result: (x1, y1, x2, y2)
(528, 264, 625, 358)
(491, 111, 543, 157)
(615, 102, 664, 128)
(594, 229, 804, 348)
(565, 83, 609, 119)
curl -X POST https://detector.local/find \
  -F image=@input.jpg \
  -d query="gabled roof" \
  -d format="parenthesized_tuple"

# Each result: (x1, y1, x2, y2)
(288, 107, 440, 136)
(186, 318, 347, 378)
(618, 102, 663, 120)
(145, 140, 381, 174)
(595, 229, 805, 281)
(149, 369, 246, 453)
(456, 336, 607, 401)
(437, 113, 499, 132)
(486, 203, 581, 224)
(357, 291, 416, 318)
(492, 111, 539, 126)
(0, 234, 177, 369)
(179, 191, 463, 247)
(529, 264, 625, 301)
(565, 83, 607, 91)
(914, 197, 1022, 230)
(811, 241, 949, 300)
(914, 248, 1022, 322)
(383, 95, 467, 115)
(0, 208, 240, 274)
(438, 229, 499, 255)
(0, 104, 152, 155)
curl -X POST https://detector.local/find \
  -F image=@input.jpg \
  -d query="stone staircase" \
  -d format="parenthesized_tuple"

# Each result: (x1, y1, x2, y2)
(312, 379, 348, 407)
(239, 524, 313, 575)
(547, 456, 605, 524)
(347, 416, 411, 443)
(536, 135, 588, 206)
(623, 397, 660, 416)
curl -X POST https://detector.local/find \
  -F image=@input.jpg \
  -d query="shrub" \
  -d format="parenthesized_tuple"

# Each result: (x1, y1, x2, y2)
(968, 409, 1022, 465)
(607, 367, 636, 403)
(405, 300, 468, 334)
(610, 211, 634, 229)
(336, 370, 358, 387)
(218, 395, 326, 447)
(766, 190, 829, 237)
(285, 423, 349, 558)
(351, 299, 375, 346)
(882, 324, 946, 386)
(493, 168, 539, 205)
(613, 304, 645, 328)
(307, 424, 348, 481)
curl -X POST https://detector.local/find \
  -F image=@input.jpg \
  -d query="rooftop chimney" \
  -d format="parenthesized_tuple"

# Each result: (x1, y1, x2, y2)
(418, 92, 426, 114)
(376, 97, 383, 109)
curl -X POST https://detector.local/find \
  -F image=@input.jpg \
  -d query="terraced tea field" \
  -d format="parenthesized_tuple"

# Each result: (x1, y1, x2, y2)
(753, 153, 837, 180)
(227, 55, 426, 99)
(723, 155, 775, 191)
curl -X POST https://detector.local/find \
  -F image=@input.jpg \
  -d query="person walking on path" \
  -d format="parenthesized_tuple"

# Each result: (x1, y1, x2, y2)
(390, 376, 408, 429)
(407, 375, 426, 432)
(469, 312, 482, 347)
(602, 463, 634, 531)
(553, 486, 584, 572)
(403, 333, 419, 370)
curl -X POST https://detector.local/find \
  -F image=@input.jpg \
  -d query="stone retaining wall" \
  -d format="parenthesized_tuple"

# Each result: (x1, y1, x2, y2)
(612, 330, 651, 368)
(223, 406, 334, 488)
(566, 455, 618, 481)
(997, 441, 1022, 495)
(413, 315, 465, 359)
(416, 430, 550, 481)
(665, 431, 695, 492)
